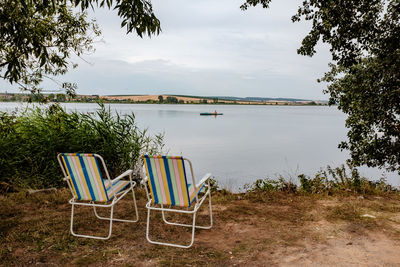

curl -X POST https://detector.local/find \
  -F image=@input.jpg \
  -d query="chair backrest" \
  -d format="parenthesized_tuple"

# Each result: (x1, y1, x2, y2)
(142, 155, 193, 207)
(58, 153, 110, 202)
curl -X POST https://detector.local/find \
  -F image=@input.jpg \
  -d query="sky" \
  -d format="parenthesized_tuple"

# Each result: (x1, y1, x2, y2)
(1, 0, 333, 100)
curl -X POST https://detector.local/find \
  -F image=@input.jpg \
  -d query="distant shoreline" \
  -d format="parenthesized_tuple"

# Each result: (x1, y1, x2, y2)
(0, 93, 328, 106)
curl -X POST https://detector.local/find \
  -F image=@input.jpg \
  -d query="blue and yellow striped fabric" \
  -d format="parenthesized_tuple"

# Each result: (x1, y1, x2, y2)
(60, 153, 130, 202)
(142, 155, 205, 207)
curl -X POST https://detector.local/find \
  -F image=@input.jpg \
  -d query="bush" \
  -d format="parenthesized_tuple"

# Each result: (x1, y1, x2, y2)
(298, 164, 395, 195)
(244, 177, 297, 193)
(0, 103, 164, 191)
(245, 164, 396, 195)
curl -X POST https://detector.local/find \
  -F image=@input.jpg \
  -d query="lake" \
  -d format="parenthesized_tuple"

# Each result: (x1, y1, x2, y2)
(1, 102, 398, 190)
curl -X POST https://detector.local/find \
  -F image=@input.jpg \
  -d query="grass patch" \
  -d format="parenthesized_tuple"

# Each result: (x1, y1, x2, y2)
(328, 202, 363, 221)
(1, 185, 400, 265)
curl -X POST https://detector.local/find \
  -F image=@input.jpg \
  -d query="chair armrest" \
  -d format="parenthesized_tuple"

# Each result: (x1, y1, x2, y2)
(196, 173, 211, 188)
(111, 169, 133, 183)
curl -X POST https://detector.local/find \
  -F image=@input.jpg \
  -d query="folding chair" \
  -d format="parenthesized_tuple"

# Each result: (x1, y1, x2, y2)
(141, 155, 213, 248)
(57, 153, 139, 240)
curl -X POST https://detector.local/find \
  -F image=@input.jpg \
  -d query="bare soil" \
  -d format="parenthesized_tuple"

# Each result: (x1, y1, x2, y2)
(1, 190, 400, 266)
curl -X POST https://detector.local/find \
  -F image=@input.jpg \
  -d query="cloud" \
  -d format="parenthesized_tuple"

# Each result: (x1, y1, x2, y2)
(51, 56, 326, 99)
(0, 0, 333, 100)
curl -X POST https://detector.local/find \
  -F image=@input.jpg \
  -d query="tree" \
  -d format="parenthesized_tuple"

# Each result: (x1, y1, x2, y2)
(48, 94, 55, 102)
(0, 0, 160, 95)
(29, 92, 45, 102)
(166, 96, 178, 104)
(242, 0, 400, 173)
(158, 95, 164, 103)
(56, 94, 67, 102)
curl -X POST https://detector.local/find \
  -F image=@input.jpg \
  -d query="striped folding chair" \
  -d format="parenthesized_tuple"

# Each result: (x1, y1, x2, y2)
(57, 153, 139, 240)
(141, 155, 213, 248)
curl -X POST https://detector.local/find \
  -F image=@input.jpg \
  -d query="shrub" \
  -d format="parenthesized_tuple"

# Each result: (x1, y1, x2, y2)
(245, 164, 396, 195)
(0, 103, 164, 191)
(244, 177, 297, 193)
(299, 164, 395, 195)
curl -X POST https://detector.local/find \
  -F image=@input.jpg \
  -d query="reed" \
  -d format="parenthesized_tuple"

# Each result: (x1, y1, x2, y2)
(0, 103, 164, 191)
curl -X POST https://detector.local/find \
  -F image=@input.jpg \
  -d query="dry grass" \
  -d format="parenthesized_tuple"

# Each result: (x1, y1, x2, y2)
(1, 190, 400, 266)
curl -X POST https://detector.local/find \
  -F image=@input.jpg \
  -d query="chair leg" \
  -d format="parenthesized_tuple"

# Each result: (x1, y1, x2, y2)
(207, 190, 213, 229)
(161, 190, 213, 229)
(146, 208, 197, 248)
(70, 203, 114, 240)
(131, 184, 139, 222)
(93, 186, 139, 223)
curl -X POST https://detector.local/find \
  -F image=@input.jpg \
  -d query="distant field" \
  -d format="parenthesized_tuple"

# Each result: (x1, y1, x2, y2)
(100, 94, 317, 105)
(102, 94, 208, 103)
(0, 93, 325, 105)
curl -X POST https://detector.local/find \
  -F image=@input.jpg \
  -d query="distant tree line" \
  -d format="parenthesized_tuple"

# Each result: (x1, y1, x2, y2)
(157, 96, 184, 104)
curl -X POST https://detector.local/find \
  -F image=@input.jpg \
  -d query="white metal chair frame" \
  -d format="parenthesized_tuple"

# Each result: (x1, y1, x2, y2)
(141, 157, 213, 248)
(57, 153, 139, 240)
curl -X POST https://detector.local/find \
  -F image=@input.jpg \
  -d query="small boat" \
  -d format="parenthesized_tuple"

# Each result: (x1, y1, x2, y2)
(200, 112, 223, 116)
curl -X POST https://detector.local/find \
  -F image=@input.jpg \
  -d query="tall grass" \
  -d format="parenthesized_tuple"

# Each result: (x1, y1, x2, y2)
(0, 103, 164, 191)
(245, 164, 396, 195)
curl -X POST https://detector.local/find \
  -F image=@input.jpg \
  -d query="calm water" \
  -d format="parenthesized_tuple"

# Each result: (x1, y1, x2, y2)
(1, 102, 398, 189)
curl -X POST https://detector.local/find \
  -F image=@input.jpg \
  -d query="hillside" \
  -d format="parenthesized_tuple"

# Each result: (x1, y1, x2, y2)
(100, 94, 326, 105)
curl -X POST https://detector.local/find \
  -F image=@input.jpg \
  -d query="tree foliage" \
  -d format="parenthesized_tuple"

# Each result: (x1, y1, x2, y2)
(0, 0, 160, 95)
(242, 0, 400, 173)
(166, 96, 178, 104)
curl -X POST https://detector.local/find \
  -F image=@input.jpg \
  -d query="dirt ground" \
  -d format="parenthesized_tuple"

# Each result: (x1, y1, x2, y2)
(1, 189, 400, 266)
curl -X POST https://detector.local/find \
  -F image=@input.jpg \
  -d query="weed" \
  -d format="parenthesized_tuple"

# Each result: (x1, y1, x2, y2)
(244, 163, 397, 196)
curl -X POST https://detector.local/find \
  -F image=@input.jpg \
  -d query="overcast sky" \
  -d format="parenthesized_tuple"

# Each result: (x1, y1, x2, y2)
(1, 0, 333, 100)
